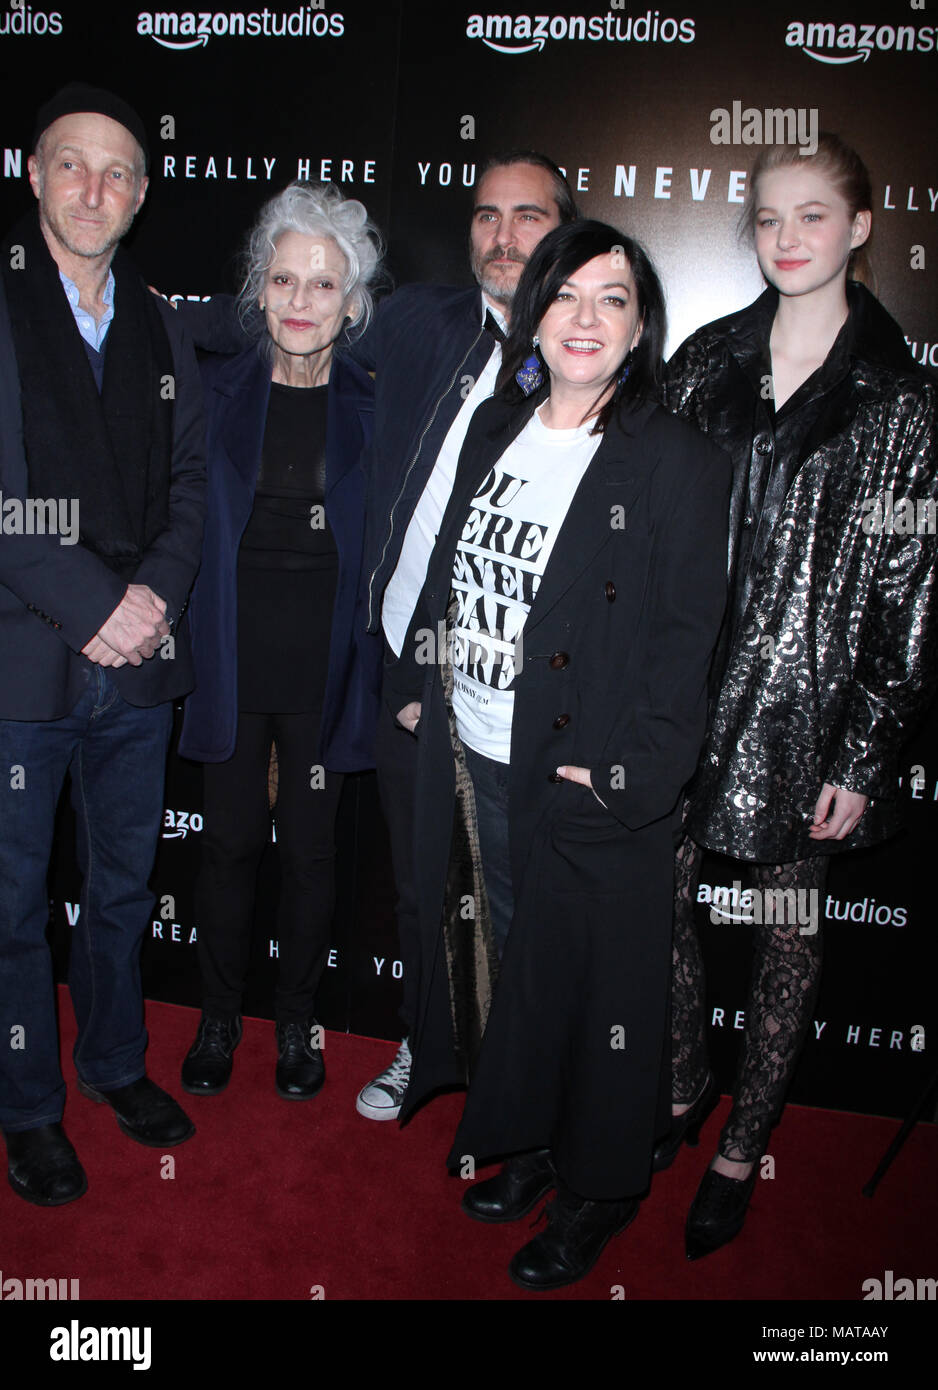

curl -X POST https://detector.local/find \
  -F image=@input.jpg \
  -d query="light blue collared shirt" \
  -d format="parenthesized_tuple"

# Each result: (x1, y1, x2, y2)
(59, 269, 115, 352)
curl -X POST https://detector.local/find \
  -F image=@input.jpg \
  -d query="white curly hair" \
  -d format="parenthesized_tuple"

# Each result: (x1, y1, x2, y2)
(238, 180, 384, 340)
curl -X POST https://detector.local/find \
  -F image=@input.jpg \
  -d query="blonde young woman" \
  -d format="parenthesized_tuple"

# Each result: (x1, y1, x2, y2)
(659, 134, 938, 1257)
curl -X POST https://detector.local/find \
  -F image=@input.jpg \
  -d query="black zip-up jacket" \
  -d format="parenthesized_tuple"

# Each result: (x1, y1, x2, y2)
(344, 284, 490, 633)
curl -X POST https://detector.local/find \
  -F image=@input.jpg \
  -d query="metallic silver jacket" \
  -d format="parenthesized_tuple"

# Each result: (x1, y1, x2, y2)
(665, 284, 938, 861)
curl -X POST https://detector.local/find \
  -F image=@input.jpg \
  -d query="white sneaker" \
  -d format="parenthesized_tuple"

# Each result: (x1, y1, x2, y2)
(355, 1038, 412, 1120)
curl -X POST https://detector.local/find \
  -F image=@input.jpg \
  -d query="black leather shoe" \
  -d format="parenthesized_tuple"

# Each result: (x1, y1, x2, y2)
(462, 1148, 555, 1223)
(509, 1184, 640, 1291)
(5, 1123, 88, 1207)
(181, 1015, 242, 1095)
(652, 1072, 719, 1173)
(685, 1165, 758, 1260)
(77, 1076, 195, 1147)
(275, 1019, 325, 1100)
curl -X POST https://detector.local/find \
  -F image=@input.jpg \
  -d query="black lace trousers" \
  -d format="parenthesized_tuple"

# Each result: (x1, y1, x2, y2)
(671, 835, 830, 1163)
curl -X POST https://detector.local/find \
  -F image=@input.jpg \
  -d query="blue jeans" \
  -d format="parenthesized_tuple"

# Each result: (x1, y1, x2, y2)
(0, 669, 172, 1132)
(462, 743, 514, 957)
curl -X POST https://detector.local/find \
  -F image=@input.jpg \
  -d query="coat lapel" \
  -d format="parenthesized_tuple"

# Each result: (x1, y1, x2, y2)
(325, 353, 373, 497)
(432, 395, 657, 635)
(428, 393, 536, 593)
(215, 345, 271, 492)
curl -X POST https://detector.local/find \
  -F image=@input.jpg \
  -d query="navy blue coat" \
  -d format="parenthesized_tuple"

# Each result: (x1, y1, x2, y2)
(177, 342, 381, 771)
(175, 284, 493, 641)
(0, 272, 205, 720)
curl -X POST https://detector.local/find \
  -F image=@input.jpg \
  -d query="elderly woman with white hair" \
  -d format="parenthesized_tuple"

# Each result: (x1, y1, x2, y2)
(176, 182, 385, 1101)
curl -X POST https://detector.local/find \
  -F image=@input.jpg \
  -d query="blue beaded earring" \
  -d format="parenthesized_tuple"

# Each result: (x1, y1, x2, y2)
(516, 335, 544, 396)
(618, 349, 634, 387)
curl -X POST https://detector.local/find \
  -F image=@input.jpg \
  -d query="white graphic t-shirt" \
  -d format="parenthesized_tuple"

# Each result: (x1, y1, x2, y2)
(381, 303, 507, 658)
(451, 404, 601, 762)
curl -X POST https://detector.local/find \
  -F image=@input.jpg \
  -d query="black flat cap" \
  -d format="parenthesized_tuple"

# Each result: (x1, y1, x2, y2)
(32, 83, 149, 171)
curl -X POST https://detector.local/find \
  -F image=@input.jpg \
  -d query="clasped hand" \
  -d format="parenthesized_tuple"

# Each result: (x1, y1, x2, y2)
(81, 584, 170, 669)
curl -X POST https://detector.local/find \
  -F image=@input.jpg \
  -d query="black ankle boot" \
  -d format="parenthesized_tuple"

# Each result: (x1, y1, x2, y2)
(181, 1015, 242, 1095)
(685, 1163, 758, 1260)
(275, 1019, 325, 1100)
(509, 1182, 640, 1290)
(461, 1149, 554, 1223)
(652, 1072, 719, 1172)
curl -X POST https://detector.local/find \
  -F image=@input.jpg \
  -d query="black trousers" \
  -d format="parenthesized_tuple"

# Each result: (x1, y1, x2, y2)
(374, 650, 422, 1034)
(196, 709, 343, 1023)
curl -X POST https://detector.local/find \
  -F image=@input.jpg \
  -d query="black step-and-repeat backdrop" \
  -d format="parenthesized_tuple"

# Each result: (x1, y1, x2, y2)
(2, 0, 935, 1120)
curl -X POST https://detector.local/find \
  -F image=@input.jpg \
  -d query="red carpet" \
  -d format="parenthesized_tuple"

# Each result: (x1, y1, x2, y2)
(1, 988, 935, 1301)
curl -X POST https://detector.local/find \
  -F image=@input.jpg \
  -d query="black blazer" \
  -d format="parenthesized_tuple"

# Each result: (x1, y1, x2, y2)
(0, 273, 206, 719)
(387, 391, 732, 866)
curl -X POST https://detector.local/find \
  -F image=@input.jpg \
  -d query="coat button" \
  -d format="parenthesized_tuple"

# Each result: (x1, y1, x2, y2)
(549, 651, 570, 670)
(742, 513, 753, 528)
(548, 771, 563, 783)
(553, 713, 571, 729)
(754, 435, 773, 456)
(604, 581, 616, 602)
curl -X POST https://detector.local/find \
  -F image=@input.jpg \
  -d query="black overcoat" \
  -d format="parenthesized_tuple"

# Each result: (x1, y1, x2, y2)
(0, 232, 205, 719)
(385, 391, 730, 1198)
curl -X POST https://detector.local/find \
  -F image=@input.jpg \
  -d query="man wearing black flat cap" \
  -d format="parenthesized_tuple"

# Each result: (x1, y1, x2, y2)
(0, 85, 205, 1205)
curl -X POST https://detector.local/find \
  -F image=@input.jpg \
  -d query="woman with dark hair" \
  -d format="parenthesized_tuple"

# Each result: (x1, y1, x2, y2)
(659, 134, 938, 1258)
(176, 182, 385, 1100)
(385, 219, 730, 1289)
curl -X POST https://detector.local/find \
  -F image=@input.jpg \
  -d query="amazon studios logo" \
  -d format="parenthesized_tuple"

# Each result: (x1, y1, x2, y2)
(137, 6, 344, 49)
(466, 10, 695, 54)
(786, 19, 938, 64)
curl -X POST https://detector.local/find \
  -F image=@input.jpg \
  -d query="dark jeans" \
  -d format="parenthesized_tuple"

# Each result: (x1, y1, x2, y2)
(374, 657, 422, 1033)
(196, 709, 344, 1023)
(462, 742, 514, 956)
(0, 669, 172, 1133)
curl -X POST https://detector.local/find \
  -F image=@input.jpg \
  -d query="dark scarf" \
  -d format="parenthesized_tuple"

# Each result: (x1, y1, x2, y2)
(1, 209, 173, 576)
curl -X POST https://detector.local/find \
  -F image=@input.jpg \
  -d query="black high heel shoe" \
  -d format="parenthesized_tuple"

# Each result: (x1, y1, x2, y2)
(685, 1163, 758, 1260)
(652, 1073, 718, 1173)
